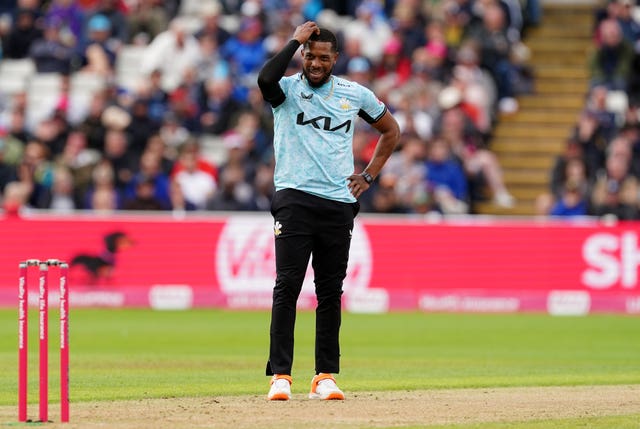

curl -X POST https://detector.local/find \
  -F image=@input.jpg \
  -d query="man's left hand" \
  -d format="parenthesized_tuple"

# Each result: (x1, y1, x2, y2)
(347, 173, 371, 198)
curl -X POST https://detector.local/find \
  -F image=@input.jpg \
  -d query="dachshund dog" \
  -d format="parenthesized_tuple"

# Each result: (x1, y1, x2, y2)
(70, 231, 134, 282)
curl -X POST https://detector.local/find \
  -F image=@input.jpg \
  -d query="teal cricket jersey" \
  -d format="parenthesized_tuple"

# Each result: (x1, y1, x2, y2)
(272, 73, 387, 203)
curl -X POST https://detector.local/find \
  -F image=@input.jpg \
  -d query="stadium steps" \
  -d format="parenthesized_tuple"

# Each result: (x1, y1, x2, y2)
(498, 110, 579, 124)
(498, 155, 555, 170)
(474, 2, 595, 216)
(517, 96, 585, 110)
(491, 137, 566, 154)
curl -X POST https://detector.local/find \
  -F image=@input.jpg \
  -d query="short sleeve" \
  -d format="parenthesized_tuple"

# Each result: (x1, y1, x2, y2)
(357, 85, 387, 123)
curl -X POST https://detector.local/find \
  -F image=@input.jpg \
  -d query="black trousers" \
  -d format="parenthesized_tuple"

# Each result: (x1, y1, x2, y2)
(266, 188, 359, 376)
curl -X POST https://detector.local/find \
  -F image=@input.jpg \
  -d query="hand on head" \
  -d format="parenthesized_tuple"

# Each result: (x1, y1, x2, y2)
(292, 21, 320, 45)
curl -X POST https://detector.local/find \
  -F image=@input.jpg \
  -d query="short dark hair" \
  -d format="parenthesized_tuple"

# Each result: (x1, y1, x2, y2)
(305, 28, 338, 52)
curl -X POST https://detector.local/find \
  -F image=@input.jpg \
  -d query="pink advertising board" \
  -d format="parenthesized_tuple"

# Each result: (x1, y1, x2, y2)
(1, 213, 639, 314)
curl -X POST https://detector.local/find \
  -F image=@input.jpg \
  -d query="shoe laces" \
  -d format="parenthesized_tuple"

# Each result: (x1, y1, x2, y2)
(318, 378, 337, 388)
(273, 378, 290, 389)
(271, 374, 292, 387)
(315, 374, 340, 392)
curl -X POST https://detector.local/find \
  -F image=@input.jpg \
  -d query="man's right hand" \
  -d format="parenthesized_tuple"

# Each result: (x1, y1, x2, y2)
(292, 21, 320, 45)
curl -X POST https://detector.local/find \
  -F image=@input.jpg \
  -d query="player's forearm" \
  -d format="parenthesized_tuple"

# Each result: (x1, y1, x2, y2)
(257, 39, 300, 86)
(364, 132, 399, 178)
(363, 112, 400, 178)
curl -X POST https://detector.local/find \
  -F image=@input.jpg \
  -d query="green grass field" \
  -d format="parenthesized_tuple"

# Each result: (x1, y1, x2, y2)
(1, 309, 639, 427)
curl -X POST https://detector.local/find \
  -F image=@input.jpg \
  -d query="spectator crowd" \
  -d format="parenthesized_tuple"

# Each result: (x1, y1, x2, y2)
(536, 0, 640, 220)
(0, 0, 542, 217)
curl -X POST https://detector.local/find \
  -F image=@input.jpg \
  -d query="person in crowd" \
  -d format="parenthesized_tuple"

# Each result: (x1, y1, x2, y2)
(370, 176, 412, 213)
(36, 165, 76, 211)
(169, 139, 218, 210)
(44, 0, 85, 47)
(1, 180, 32, 215)
(124, 149, 171, 209)
(571, 109, 610, 177)
(589, 135, 639, 219)
(436, 92, 515, 208)
(15, 140, 54, 208)
(90, 186, 119, 212)
(125, 98, 160, 159)
(166, 68, 202, 132)
(29, 17, 76, 74)
(374, 37, 413, 87)
(195, 34, 227, 83)
(548, 157, 590, 217)
(425, 137, 469, 214)
(194, 1, 230, 46)
(589, 18, 634, 91)
(342, 0, 393, 63)
(378, 133, 429, 212)
(537, 136, 592, 216)
(85, 0, 129, 45)
(122, 177, 165, 210)
(449, 41, 496, 134)
(464, 0, 520, 113)
(2, 108, 29, 165)
(102, 128, 136, 191)
(628, 47, 640, 104)
(198, 74, 247, 135)
(231, 109, 272, 169)
(442, 0, 475, 48)
(390, 1, 429, 57)
(410, 38, 450, 83)
(206, 162, 253, 211)
(0, 137, 18, 194)
(143, 133, 175, 174)
(595, 0, 640, 43)
(134, 69, 169, 124)
(388, 87, 435, 141)
(126, 0, 169, 43)
(219, 16, 267, 102)
(76, 91, 110, 152)
(246, 161, 275, 211)
(618, 121, 640, 175)
(158, 112, 189, 158)
(583, 85, 619, 142)
(78, 13, 117, 76)
(55, 129, 101, 203)
(33, 110, 69, 158)
(141, 17, 202, 92)
(550, 139, 591, 199)
(331, 32, 365, 77)
(345, 56, 373, 87)
(615, 0, 640, 43)
(2, 7, 42, 59)
(81, 157, 119, 209)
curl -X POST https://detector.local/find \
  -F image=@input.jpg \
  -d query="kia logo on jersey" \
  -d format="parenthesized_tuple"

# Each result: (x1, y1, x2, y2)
(296, 112, 352, 133)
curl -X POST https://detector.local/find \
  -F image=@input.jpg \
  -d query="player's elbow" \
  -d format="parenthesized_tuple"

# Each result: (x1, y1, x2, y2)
(257, 74, 268, 92)
(257, 68, 276, 88)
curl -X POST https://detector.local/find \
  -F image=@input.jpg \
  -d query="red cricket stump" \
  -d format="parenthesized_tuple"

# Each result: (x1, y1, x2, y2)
(59, 262, 70, 423)
(18, 259, 70, 423)
(39, 261, 49, 423)
(18, 262, 28, 422)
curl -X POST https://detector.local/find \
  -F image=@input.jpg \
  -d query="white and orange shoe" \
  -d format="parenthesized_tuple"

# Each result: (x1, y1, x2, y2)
(268, 374, 292, 400)
(308, 373, 345, 400)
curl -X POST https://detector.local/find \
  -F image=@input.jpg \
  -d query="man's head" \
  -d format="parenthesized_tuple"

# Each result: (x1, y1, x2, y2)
(301, 28, 338, 87)
(600, 18, 623, 47)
